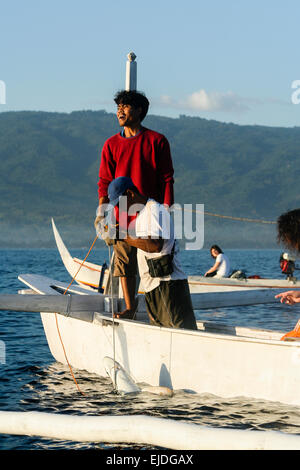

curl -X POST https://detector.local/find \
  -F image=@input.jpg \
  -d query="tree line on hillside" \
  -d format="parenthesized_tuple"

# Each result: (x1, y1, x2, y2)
(0, 110, 299, 246)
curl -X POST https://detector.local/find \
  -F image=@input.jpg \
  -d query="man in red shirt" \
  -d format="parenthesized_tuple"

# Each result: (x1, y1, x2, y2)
(97, 90, 174, 319)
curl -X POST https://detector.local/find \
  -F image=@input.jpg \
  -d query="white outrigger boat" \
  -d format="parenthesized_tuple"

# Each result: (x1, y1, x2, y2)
(1, 267, 300, 409)
(0, 217, 300, 408)
(51, 218, 293, 307)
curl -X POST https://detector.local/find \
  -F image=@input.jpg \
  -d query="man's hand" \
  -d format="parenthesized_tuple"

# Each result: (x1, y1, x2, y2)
(94, 214, 117, 246)
(275, 290, 300, 305)
(124, 234, 163, 253)
(94, 215, 104, 230)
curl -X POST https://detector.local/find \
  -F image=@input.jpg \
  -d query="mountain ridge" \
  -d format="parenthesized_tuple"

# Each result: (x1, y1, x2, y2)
(1, 110, 299, 247)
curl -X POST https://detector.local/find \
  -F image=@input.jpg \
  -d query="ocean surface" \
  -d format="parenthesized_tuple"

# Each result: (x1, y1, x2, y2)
(1, 247, 300, 450)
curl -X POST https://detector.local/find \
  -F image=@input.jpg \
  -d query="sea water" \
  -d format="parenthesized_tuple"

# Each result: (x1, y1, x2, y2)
(1, 247, 300, 450)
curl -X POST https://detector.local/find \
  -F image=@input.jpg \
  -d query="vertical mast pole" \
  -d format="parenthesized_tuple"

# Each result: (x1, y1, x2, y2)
(125, 52, 137, 91)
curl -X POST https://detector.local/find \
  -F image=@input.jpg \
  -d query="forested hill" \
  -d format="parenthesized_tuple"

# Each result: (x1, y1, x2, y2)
(0, 110, 300, 247)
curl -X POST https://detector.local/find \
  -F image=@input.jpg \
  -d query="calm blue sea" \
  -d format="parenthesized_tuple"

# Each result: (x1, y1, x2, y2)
(1, 247, 300, 450)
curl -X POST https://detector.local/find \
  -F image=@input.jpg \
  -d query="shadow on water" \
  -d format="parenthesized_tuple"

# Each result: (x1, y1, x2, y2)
(2, 359, 300, 449)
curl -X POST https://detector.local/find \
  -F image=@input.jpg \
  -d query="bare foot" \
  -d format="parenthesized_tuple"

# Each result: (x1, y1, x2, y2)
(113, 309, 136, 320)
(113, 298, 139, 320)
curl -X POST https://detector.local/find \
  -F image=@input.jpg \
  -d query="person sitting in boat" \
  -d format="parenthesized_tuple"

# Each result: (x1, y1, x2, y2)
(204, 245, 230, 278)
(107, 176, 197, 330)
(279, 252, 296, 279)
(276, 209, 300, 305)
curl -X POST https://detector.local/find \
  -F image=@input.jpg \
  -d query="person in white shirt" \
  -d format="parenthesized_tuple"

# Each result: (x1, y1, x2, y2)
(204, 245, 230, 278)
(107, 176, 197, 330)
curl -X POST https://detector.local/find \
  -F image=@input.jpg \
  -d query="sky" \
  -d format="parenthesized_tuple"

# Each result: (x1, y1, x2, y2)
(1, 0, 300, 127)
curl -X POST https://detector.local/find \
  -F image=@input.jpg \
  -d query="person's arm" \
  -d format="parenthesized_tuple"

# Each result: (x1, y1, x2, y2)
(123, 200, 168, 252)
(98, 141, 115, 200)
(275, 290, 300, 305)
(94, 195, 109, 226)
(163, 180, 174, 208)
(157, 137, 174, 207)
(204, 260, 221, 277)
(96, 196, 109, 215)
(95, 141, 115, 228)
(124, 235, 163, 253)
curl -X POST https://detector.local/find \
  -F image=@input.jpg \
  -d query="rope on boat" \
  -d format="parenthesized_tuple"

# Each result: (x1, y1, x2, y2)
(179, 206, 276, 224)
(55, 234, 99, 397)
(108, 244, 117, 392)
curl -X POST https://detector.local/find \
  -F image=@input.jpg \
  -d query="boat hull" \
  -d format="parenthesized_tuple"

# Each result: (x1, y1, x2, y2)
(40, 310, 300, 407)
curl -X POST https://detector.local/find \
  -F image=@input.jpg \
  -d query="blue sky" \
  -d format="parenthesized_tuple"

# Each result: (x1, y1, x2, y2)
(1, 0, 300, 127)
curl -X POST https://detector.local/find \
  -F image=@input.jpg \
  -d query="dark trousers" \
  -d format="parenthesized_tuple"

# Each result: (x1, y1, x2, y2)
(205, 271, 217, 277)
(145, 279, 197, 330)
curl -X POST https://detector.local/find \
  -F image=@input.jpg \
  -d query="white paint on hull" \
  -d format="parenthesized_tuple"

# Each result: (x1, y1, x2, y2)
(40, 310, 300, 407)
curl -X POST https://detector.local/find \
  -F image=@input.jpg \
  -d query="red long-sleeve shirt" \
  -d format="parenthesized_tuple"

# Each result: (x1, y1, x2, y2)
(98, 127, 174, 206)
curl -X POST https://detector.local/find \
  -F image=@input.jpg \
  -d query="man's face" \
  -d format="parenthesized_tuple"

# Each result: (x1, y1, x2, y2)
(116, 103, 141, 127)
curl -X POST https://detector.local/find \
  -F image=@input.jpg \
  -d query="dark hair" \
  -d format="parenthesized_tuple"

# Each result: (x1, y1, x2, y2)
(210, 244, 223, 254)
(277, 209, 300, 253)
(114, 90, 149, 122)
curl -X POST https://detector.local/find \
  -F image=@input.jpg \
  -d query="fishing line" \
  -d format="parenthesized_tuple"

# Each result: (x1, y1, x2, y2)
(108, 244, 117, 392)
(178, 206, 276, 224)
(54, 233, 99, 397)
